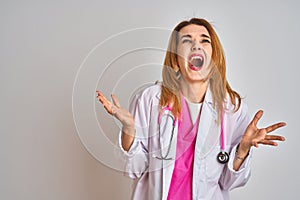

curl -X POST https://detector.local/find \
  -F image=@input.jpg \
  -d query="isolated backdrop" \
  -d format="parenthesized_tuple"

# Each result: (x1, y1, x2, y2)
(1, 0, 299, 199)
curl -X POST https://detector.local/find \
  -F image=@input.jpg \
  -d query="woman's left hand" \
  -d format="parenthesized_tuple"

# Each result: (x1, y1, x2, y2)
(239, 110, 286, 153)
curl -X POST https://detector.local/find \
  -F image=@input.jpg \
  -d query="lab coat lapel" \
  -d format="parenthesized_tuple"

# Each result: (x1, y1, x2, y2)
(195, 88, 220, 159)
(192, 87, 221, 199)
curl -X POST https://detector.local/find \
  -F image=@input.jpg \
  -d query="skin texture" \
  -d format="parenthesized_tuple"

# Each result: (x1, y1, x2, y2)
(176, 24, 212, 103)
(96, 24, 286, 171)
(177, 24, 212, 84)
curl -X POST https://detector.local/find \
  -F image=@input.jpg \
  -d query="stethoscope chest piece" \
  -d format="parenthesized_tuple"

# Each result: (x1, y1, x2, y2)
(217, 151, 229, 164)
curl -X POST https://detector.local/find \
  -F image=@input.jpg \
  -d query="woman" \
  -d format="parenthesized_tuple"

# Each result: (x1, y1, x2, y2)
(96, 18, 286, 200)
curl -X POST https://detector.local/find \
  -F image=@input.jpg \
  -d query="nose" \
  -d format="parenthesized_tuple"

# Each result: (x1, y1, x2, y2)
(191, 42, 201, 51)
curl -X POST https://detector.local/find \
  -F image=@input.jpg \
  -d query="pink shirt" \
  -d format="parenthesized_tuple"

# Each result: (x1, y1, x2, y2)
(167, 97, 201, 200)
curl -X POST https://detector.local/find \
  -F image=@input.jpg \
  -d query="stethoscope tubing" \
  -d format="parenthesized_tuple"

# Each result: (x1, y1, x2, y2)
(221, 110, 225, 151)
(156, 105, 229, 164)
(155, 106, 176, 160)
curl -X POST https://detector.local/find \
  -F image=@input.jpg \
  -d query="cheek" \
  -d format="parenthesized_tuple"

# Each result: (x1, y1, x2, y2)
(176, 48, 187, 68)
(177, 46, 187, 59)
(208, 48, 213, 57)
(204, 46, 213, 58)
(177, 56, 185, 71)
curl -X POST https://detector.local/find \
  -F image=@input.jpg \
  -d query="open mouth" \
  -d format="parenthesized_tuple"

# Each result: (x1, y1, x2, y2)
(188, 54, 204, 71)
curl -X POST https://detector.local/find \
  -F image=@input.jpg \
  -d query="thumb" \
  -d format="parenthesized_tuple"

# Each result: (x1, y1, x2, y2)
(111, 94, 121, 108)
(251, 110, 264, 127)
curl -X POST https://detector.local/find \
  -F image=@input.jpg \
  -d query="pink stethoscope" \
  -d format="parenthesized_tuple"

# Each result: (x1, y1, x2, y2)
(156, 105, 229, 164)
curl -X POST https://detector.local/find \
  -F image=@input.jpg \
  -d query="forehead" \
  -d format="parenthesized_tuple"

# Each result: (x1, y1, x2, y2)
(179, 24, 210, 37)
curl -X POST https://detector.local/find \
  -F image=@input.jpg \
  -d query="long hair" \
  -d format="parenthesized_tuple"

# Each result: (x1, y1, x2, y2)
(160, 18, 241, 122)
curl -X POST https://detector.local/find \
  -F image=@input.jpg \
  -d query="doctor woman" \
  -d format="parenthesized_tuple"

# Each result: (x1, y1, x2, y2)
(96, 18, 286, 200)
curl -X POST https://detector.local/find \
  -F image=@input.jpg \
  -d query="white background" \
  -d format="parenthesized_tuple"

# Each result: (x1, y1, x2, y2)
(1, 0, 299, 199)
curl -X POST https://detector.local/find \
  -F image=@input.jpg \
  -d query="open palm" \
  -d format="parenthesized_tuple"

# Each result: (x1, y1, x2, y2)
(242, 110, 286, 149)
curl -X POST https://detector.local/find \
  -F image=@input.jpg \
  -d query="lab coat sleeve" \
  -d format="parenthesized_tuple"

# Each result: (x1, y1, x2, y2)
(218, 102, 253, 191)
(118, 90, 151, 179)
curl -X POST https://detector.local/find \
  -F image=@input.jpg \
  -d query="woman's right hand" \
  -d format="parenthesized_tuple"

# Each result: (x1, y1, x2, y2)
(96, 90, 135, 151)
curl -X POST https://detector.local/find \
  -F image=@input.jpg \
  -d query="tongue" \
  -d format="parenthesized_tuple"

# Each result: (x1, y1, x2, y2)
(191, 58, 203, 68)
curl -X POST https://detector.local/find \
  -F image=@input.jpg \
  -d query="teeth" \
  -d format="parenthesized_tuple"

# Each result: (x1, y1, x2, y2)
(190, 56, 203, 63)
(191, 56, 202, 61)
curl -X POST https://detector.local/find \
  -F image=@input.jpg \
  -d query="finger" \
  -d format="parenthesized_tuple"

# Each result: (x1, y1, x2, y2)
(258, 140, 278, 146)
(96, 91, 116, 116)
(97, 95, 108, 104)
(251, 110, 264, 127)
(103, 105, 112, 114)
(265, 135, 285, 141)
(96, 90, 109, 101)
(97, 92, 110, 104)
(111, 94, 121, 108)
(253, 141, 259, 148)
(96, 90, 104, 97)
(266, 122, 286, 133)
(102, 101, 113, 113)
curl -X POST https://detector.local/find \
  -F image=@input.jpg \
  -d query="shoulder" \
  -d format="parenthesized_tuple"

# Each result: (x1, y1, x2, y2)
(235, 99, 248, 120)
(129, 82, 161, 105)
(224, 93, 248, 119)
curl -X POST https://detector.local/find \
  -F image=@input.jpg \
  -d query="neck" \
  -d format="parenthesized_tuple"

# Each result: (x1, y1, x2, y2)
(180, 79, 209, 103)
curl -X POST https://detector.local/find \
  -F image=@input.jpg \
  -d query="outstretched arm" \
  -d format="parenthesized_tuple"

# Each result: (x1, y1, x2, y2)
(96, 90, 135, 151)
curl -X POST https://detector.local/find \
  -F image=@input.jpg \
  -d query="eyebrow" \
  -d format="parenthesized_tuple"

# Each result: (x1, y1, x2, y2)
(180, 34, 211, 40)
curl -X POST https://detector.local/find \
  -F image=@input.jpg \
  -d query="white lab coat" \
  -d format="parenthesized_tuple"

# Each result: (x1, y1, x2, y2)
(118, 83, 252, 200)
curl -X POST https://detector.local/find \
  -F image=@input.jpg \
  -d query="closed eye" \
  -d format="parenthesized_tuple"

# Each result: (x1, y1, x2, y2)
(201, 39, 211, 43)
(182, 39, 192, 44)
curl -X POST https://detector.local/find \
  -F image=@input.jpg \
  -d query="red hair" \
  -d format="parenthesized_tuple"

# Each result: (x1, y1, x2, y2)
(160, 18, 241, 122)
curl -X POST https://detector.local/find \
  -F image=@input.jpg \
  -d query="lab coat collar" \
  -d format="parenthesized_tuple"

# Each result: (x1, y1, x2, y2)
(196, 85, 220, 157)
(203, 85, 218, 119)
(155, 84, 216, 114)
